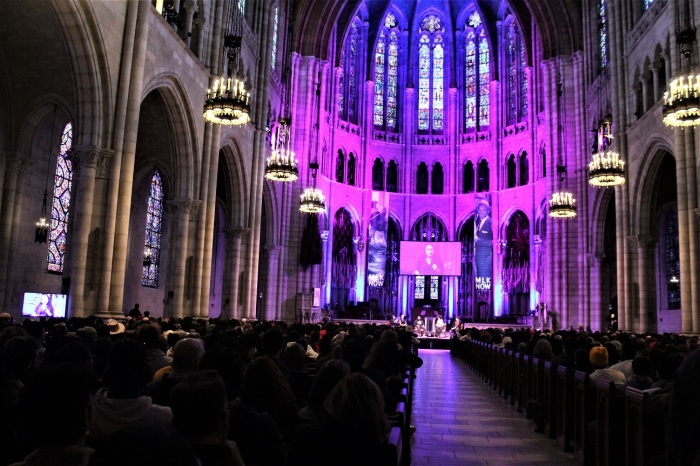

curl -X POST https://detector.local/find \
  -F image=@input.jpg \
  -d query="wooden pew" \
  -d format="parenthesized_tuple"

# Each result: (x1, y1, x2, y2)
(594, 378, 625, 466)
(624, 387, 649, 466)
(383, 425, 403, 466)
(556, 365, 575, 452)
(573, 371, 595, 464)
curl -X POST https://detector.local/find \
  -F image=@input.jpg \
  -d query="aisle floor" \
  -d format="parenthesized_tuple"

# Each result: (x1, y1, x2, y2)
(409, 349, 575, 466)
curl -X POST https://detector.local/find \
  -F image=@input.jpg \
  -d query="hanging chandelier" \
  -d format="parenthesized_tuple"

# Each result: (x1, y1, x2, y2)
(663, 15, 699, 127)
(588, 116, 625, 187)
(36, 106, 57, 244)
(299, 82, 325, 213)
(265, 118, 298, 182)
(300, 162, 326, 213)
(549, 191, 577, 219)
(203, 1, 251, 125)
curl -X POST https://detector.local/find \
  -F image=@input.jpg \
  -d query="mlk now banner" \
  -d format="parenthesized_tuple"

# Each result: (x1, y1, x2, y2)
(474, 195, 493, 291)
(367, 192, 389, 288)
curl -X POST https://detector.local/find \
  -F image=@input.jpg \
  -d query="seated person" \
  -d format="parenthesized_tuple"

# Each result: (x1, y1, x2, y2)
(435, 315, 446, 337)
(414, 316, 424, 336)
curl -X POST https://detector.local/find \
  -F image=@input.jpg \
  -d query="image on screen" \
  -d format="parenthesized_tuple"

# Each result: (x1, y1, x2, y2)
(399, 241, 461, 276)
(21, 293, 68, 318)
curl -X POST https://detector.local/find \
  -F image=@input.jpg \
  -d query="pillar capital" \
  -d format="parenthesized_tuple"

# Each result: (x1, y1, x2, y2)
(4, 152, 32, 175)
(168, 198, 202, 220)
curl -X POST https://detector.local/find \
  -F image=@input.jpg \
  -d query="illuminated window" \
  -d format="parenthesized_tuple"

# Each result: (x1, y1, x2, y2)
(600, 0, 607, 70)
(415, 276, 425, 299)
(506, 19, 528, 124)
(418, 15, 445, 132)
(271, 4, 279, 70)
(429, 276, 439, 299)
(339, 21, 361, 123)
(47, 122, 73, 273)
(644, 0, 654, 9)
(374, 14, 400, 130)
(237, 0, 245, 14)
(142, 169, 164, 287)
(465, 11, 490, 130)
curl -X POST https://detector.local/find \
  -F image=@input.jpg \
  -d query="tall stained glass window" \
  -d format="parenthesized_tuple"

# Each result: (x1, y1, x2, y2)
(339, 21, 361, 123)
(47, 122, 73, 273)
(429, 276, 439, 299)
(271, 4, 279, 70)
(142, 169, 164, 287)
(599, 0, 607, 70)
(506, 19, 528, 125)
(374, 14, 400, 130)
(237, 0, 245, 14)
(414, 276, 425, 299)
(465, 11, 490, 130)
(418, 15, 445, 132)
(665, 210, 680, 309)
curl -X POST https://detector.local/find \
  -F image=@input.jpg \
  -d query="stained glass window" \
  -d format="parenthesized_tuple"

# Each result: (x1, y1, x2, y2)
(665, 210, 680, 309)
(506, 19, 527, 124)
(271, 4, 278, 70)
(142, 169, 164, 287)
(374, 13, 400, 130)
(237, 0, 245, 14)
(414, 276, 425, 299)
(417, 15, 444, 133)
(47, 122, 73, 273)
(644, 0, 654, 9)
(339, 21, 360, 123)
(418, 35, 431, 130)
(465, 11, 490, 131)
(600, 0, 607, 70)
(429, 276, 439, 299)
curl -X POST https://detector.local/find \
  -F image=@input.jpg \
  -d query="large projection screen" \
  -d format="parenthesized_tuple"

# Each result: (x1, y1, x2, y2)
(399, 241, 461, 276)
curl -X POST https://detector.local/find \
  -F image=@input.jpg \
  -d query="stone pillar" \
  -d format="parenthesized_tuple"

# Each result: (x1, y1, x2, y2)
(168, 198, 200, 318)
(321, 229, 330, 306)
(223, 226, 248, 319)
(183, 0, 198, 47)
(0, 153, 32, 310)
(66, 147, 112, 317)
(265, 245, 281, 320)
(100, 0, 150, 317)
(635, 235, 656, 333)
(674, 128, 692, 332)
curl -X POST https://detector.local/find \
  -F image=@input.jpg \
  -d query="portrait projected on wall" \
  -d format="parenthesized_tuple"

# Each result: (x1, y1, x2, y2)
(21, 293, 68, 318)
(474, 196, 493, 290)
(399, 242, 461, 276)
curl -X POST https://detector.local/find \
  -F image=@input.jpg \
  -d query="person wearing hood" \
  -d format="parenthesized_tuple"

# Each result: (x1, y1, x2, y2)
(87, 338, 172, 444)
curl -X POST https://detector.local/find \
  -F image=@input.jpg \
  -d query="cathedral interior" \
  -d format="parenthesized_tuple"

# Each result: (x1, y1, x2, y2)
(0, 0, 698, 334)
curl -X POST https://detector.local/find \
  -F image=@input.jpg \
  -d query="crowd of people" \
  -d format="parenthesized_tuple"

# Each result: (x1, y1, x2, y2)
(0, 312, 421, 466)
(456, 326, 700, 465)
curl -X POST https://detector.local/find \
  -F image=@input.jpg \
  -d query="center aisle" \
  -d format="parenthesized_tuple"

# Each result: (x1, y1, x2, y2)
(409, 349, 575, 466)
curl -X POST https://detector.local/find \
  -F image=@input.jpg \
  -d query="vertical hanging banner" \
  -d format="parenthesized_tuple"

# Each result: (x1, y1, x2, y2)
(367, 192, 389, 287)
(474, 195, 493, 290)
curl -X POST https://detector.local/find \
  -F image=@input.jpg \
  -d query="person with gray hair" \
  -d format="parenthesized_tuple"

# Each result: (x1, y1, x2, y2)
(146, 338, 205, 406)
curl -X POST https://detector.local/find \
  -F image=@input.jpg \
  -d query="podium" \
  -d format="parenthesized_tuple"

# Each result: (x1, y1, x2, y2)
(425, 317, 436, 336)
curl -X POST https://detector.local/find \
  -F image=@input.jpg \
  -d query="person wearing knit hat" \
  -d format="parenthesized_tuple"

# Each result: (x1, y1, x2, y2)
(589, 346, 626, 385)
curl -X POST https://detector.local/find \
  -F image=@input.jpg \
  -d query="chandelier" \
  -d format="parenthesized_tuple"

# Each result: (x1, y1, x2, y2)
(663, 7, 699, 127)
(550, 75, 576, 220)
(663, 72, 700, 127)
(265, 118, 298, 182)
(588, 116, 625, 187)
(299, 82, 325, 213)
(203, 0, 251, 125)
(36, 106, 57, 244)
(300, 162, 326, 213)
(549, 190, 577, 219)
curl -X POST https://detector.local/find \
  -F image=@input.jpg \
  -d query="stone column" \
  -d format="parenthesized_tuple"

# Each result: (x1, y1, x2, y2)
(674, 128, 692, 332)
(265, 245, 281, 321)
(0, 153, 32, 310)
(168, 198, 200, 318)
(321, 229, 330, 306)
(635, 235, 656, 333)
(183, 0, 198, 47)
(100, 0, 150, 317)
(67, 147, 112, 317)
(222, 226, 248, 319)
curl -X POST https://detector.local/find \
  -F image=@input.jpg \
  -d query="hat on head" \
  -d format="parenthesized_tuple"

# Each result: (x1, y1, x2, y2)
(589, 346, 609, 367)
(106, 319, 125, 335)
(0, 312, 11, 321)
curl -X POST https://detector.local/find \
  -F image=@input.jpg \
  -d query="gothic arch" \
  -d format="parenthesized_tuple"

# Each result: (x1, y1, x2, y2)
(631, 137, 675, 234)
(219, 140, 249, 228)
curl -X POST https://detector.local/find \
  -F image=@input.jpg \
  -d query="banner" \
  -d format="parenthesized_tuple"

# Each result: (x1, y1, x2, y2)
(474, 195, 493, 290)
(367, 192, 389, 287)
